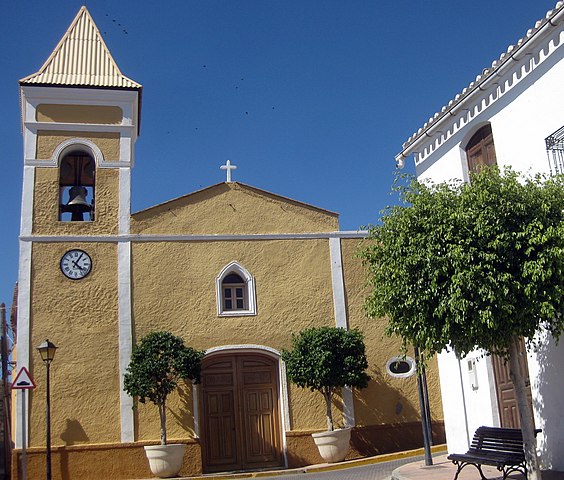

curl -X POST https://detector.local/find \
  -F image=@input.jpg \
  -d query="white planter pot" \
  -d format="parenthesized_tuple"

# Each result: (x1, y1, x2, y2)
(144, 444, 186, 478)
(312, 427, 351, 463)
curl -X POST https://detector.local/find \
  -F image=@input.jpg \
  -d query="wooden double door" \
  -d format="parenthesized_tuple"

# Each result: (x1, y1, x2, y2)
(200, 353, 284, 473)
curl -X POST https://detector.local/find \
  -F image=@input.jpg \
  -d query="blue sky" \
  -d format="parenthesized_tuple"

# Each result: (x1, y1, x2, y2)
(0, 0, 558, 311)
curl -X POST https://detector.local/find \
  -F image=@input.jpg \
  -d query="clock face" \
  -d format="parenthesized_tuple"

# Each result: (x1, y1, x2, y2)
(60, 249, 92, 280)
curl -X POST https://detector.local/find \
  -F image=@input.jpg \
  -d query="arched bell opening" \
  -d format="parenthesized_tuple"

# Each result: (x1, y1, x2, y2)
(59, 151, 95, 222)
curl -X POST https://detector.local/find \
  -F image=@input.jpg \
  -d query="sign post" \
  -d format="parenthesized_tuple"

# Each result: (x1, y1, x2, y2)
(12, 367, 36, 480)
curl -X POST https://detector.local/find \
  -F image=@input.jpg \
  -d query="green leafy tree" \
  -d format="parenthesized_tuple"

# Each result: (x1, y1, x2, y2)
(281, 326, 370, 431)
(123, 331, 206, 445)
(360, 167, 564, 480)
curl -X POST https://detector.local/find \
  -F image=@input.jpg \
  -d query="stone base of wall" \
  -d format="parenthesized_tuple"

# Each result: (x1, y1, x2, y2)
(350, 421, 445, 458)
(11, 423, 445, 479)
(11, 439, 201, 480)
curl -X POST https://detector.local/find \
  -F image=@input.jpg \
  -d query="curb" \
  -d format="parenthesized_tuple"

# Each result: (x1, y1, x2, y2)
(390, 465, 410, 480)
(180, 445, 447, 480)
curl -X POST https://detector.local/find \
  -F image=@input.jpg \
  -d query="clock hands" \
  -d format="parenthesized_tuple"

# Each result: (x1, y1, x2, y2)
(72, 252, 85, 270)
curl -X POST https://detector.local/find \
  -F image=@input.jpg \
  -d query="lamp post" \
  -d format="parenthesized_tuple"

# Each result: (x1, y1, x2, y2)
(37, 340, 57, 480)
(414, 347, 433, 466)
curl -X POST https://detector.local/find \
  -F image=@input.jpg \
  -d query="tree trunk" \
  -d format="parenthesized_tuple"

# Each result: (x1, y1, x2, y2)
(323, 388, 334, 431)
(508, 335, 540, 480)
(159, 400, 167, 445)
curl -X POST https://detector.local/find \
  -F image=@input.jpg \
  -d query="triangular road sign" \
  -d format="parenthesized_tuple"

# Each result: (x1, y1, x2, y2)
(12, 366, 36, 390)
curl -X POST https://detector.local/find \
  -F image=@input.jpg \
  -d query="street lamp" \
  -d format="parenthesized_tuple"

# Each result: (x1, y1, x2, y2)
(37, 340, 57, 480)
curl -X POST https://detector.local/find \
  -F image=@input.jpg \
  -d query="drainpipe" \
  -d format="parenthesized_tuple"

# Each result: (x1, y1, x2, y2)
(457, 356, 472, 448)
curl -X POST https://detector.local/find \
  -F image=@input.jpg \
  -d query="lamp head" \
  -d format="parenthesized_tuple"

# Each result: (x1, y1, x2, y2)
(37, 339, 57, 364)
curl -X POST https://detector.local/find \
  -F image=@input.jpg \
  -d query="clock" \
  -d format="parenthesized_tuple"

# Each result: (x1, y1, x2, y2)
(60, 249, 92, 280)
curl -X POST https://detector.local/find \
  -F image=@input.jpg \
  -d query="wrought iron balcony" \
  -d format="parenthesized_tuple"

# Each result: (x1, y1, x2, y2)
(546, 125, 564, 175)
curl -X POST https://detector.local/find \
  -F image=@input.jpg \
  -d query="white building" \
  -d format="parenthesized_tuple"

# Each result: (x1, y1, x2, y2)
(396, 1, 564, 470)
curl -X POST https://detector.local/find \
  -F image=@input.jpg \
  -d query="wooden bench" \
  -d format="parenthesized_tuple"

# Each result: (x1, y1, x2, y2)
(447, 426, 538, 480)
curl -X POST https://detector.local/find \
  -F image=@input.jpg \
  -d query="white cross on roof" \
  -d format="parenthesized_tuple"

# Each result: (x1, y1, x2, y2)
(220, 160, 237, 182)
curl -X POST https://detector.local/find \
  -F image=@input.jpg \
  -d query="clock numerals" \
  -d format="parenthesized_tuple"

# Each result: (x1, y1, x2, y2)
(60, 249, 92, 280)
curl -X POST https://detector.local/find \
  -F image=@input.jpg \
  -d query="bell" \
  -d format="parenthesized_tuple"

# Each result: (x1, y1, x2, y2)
(63, 186, 92, 221)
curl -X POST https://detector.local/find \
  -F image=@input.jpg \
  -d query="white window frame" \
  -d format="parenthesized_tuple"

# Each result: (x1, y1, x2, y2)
(216, 261, 257, 316)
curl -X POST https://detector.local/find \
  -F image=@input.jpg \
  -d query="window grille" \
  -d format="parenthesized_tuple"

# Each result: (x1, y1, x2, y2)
(545, 125, 564, 175)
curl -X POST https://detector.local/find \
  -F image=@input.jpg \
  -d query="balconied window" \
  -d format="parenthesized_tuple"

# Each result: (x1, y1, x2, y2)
(545, 125, 564, 175)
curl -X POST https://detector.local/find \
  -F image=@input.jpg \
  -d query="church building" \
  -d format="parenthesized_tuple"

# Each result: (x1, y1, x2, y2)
(13, 7, 444, 479)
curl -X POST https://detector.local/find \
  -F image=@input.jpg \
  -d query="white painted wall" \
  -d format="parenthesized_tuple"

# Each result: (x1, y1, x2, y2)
(527, 331, 564, 469)
(438, 350, 500, 454)
(437, 351, 470, 453)
(492, 45, 564, 177)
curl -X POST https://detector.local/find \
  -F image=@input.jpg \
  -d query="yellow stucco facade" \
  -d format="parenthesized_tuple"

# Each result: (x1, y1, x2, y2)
(36, 131, 120, 161)
(341, 238, 444, 427)
(28, 242, 121, 447)
(36, 104, 123, 124)
(131, 182, 339, 235)
(33, 167, 120, 236)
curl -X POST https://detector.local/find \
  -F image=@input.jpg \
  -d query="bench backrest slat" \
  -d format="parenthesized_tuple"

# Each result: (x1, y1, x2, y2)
(468, 426, 525, 457)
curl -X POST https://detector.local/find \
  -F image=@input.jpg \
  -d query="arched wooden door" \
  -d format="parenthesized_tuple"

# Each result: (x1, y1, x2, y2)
(200, 352, 284, 473)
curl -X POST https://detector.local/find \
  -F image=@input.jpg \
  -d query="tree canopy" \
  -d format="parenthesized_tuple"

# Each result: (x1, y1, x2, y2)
(281, 326, 370, 431)
(360, 167, 564, 358)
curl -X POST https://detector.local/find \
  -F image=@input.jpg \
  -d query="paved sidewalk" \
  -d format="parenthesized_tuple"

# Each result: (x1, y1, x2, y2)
(391, 454, 564, 480)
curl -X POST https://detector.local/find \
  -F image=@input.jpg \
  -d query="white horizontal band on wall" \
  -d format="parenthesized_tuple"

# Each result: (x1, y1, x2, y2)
(21, 231, 368, 243)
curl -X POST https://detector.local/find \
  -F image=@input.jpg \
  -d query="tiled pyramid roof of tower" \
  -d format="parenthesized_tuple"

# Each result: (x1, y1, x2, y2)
(20, 6, 141, 89)
(397, 1, 564, 162)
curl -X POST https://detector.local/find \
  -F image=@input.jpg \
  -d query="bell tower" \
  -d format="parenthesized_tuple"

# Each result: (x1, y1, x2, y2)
(16, 7, 141, 449)
(19, 6, 141, 235)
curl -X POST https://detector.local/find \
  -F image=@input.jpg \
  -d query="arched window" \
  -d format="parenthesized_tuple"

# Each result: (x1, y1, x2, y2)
(59, 151, 95, 221)
(465, 125, 497, 174)
(216, 262, 256, 316)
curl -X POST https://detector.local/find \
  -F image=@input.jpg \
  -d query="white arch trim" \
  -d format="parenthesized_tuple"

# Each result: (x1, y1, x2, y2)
(200, 344, 290, 467)
(215, 261, 257, 316)
(459, 121, 494, 150)
(205, 344, 281, 357)
(203, 344, 289, 429)
(458, 122, 495, 183)
(51, 138, 105, 166)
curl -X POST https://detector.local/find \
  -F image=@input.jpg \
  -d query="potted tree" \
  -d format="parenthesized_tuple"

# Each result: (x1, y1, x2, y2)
(281, 326, 370, 463)
(124, 331, 205, 478)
